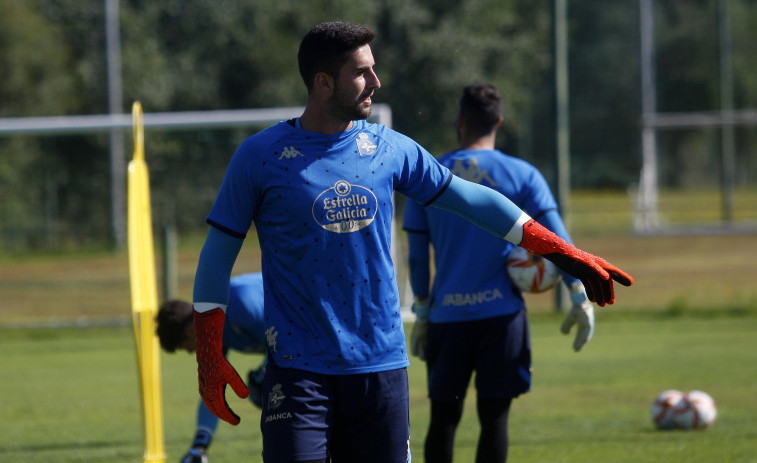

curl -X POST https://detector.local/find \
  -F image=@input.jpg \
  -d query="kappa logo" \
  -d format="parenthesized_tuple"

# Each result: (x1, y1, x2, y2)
(279, 146, 303, 160)
(356, 133, 377, 156)
(450, 158, 498, 186)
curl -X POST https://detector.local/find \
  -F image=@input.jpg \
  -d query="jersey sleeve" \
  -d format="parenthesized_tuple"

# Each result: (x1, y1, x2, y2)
(206, 135, 267, 238)
(390, 134, 452, 206)
(520, 165, 559, 220)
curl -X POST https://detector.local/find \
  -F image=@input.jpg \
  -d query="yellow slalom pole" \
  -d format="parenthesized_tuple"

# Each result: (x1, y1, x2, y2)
(128, 101, 166, 463)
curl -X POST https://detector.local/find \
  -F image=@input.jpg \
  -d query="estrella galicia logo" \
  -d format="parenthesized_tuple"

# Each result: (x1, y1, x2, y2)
(312, 180, 377, 233)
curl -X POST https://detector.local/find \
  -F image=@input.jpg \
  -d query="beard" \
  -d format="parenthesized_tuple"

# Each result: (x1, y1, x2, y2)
(328, 84, 373, 122)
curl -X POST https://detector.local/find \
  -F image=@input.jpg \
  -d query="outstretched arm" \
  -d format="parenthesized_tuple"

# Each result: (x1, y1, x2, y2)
(431, 176, 633, 306)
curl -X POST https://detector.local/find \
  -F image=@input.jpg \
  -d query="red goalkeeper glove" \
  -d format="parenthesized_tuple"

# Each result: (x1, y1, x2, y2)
(519, 219, 633, 306)
(193, 308, 249, 425)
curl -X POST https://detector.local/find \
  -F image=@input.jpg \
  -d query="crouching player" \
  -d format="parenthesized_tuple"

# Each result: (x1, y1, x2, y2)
(156, 272, 267, 463)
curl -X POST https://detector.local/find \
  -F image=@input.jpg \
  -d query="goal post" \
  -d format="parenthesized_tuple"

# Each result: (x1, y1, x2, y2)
(637, 0, 757, 235)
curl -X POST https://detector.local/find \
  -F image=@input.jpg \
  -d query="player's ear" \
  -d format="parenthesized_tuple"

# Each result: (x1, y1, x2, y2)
(314, 72, 334, 95)
(456, 112, 464, 129)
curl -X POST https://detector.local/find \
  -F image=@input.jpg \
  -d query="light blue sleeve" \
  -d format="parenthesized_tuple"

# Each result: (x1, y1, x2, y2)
(406, 231, 431, 299)
(431, 175, 524, 238)
(193, 226, 245, 305)
(402, 197, 431, 298)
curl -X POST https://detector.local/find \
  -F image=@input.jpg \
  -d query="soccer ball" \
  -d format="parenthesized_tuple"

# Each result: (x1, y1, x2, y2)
(506, 246, 562, 293)
(671, 390, 717, 430)
(650, 389, 684, 430)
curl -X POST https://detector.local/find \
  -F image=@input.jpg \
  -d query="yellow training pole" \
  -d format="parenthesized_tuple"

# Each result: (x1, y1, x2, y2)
(128, 101, 166, 463)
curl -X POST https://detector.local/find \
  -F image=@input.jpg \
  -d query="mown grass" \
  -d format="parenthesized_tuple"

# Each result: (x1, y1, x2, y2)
(1, 188, 756, 461)
(2, 312, 757, 463)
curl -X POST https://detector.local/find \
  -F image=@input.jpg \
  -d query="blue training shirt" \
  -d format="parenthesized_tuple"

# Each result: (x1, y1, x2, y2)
(403, 149, 559, 323)
(222, 272, 267, 354)
(207, 119, 451, 374)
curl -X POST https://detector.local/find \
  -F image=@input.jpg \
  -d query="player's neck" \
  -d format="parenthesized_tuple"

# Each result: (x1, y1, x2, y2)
(299, 106, 353, 134)
(459, 133, 496, 151)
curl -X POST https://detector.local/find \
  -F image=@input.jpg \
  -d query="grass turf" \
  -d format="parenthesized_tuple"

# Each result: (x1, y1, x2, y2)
(2, 187, 756, 461)
(2, 311, 756, 462)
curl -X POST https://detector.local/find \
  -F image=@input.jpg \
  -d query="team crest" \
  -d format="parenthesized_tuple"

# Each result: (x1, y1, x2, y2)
(356, 133, 377, 156)
(268, 383, 286, 410)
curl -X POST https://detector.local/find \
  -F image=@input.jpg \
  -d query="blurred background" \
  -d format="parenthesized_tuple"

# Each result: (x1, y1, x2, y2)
(1, 0, 756, 326)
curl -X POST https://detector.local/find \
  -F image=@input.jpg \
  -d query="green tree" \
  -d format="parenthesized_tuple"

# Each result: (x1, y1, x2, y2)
(374, 0, 551, 155)
(0, 1, 91, 251)
(565, 1, 643, 188)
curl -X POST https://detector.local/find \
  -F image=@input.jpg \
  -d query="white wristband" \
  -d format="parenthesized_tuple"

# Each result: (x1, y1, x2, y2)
(568, 282, 588, 305)
(193, 302, 227, 313)
(503, 211, 531, 244)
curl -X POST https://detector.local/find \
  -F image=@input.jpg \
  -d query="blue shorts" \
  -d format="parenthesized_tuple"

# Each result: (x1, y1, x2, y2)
(260, 363, 411, 463)
(426, 309, 531, 401)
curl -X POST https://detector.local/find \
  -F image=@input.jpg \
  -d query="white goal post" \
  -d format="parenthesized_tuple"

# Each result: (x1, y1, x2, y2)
(0, 105, 393, 135)
(637, 0, 757, 235)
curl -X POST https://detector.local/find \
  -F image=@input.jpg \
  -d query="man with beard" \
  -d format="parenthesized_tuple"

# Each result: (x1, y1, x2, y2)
(191, 21, 633, 463)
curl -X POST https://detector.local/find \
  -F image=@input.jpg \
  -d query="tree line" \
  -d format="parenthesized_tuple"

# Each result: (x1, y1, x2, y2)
(1, 0, 756, 251)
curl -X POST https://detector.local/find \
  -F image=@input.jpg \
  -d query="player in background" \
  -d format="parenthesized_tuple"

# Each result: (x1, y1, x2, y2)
(156, 272, 267, 463)
(403, 82, 596, 463)
(191, 21, 632, 463)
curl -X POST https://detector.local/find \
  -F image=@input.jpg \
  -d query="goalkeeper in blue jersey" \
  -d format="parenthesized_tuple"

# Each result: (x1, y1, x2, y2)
(191, 21, 632, 463)
(403, 82, 596, 463)
(156, 272, 267, 463)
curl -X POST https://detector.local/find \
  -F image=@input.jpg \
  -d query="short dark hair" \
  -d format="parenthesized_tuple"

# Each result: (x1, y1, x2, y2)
(155, 300, 193, 353)
(298, 21, 375, 92)
(459, 82, 503, 138)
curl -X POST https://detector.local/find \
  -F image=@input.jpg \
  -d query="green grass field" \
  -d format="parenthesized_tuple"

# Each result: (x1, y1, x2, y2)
(3, 312, 757, 463)
(2, 188, 757, 462)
